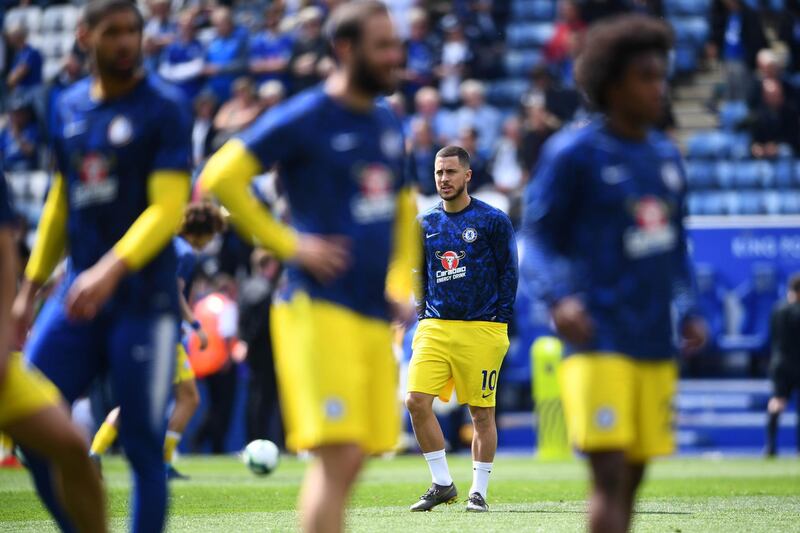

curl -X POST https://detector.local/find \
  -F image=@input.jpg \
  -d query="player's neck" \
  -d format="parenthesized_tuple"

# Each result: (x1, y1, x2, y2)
(606, 112, 648, 142)
(91, 70, 145, 102)
(443, 193, 471, 213)
(325, 71, 375, 113)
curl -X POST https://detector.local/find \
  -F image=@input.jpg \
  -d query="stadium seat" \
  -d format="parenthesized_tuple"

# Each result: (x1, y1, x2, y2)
(698, 191, 727, 215)
(506, 22, 554, 48)
(486, 78, 529, 107)
(714, 160, 736, 189)
(773, 159, 794, 188)
(718, 100, 748, 131)
(664, 0, 711, 16)
(3, 6, 42, 32)
(510, 0, 555, 21)
(673, 44, 697, 73)
(762, 190, 782, 215)
(732, 190, 762, 215)
(686, 131, 732, 159)
(685, 161, 715, 189)
(780, 191, 800, 214)
(670, 17, 709, 48)
(734, 160, 774, 189)
(504, 49, 542, 77)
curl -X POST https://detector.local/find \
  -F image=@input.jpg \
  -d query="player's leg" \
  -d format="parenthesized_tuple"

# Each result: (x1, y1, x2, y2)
(21, 298, 104, 532)
(109, 313, 176, 533)
(466, 404, 496, 510)
(165, 343, 200, 475)
(766, 376, 789, 457)
(587, 451, 629, 533)
(7, 404, 107, 533)
(90, 406, 120, 458)
(622, 462, 646, 532)
(299, 443, 364, 533)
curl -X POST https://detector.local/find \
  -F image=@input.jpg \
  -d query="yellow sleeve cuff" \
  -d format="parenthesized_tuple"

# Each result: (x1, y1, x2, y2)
(386, 187, 421, 302)
(25, 173, 68, 284)
(113, 170, 190, 271)
(199, 139, 299, 260)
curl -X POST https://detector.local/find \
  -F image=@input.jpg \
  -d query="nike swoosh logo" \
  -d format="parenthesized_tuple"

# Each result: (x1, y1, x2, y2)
(481, 392, 494, 399)
(331, 133, 359, 152)
(426, 232, 440, 239)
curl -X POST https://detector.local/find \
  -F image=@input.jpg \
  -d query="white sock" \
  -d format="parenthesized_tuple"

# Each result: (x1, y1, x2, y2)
(470, 461, 493, 498)
(423, 449, 453, 486)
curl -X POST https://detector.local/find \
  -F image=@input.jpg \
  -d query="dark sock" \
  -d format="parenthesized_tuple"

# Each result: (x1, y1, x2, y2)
(766, 412, 779, 456)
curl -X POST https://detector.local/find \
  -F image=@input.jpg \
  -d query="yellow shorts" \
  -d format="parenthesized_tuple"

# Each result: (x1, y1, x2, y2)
(408, 319, 509, 408)
(271, 293, 399, 454)
(0, 352, 61, 428)
(560, 354, 677, 462)
(174, 343, 196, 385)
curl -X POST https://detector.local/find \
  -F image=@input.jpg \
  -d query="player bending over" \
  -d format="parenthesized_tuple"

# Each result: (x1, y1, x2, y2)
(11, 1, 191, 531)
(406, 145, 517, 513)
(522, 15, 707, 533)
(200, 2, 419, 532)
(90, 202, 225, 480)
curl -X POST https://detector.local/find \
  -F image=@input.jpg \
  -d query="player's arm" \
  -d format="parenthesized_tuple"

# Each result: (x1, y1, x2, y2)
(0, 223, 16, 383)
(177, 277, 208, 350)
(492, 215, 519, 323)
(386, 186, 421, 321)
(13, 172, 68, 344)
(414, 218, 427, 319)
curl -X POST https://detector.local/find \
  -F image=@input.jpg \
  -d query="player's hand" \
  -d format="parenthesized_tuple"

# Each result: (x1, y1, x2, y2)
(680, 317, 708, 355)
(387, 297, 416, 326)
(551, 296, 594, 347)
(10, 280, 39, 349)
(292, 234, 351, 284)
(768, 396, 787, 414)
(197, 327, 209, 351)
(66, 253, 127, 321)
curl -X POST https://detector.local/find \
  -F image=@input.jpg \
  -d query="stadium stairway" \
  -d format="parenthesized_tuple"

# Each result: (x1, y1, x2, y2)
(673, 66, 724, 149)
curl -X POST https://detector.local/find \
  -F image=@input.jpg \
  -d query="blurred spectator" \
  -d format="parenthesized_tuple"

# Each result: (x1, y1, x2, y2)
(192, 90, 218, 167)
(238, 249, 283, 445)
(287, 6, 332, 94)
(749, 78, 800, 158)
(524, 64, 581, 123)
(459, 126, 492, 192)
(777, 0, 800, 74)
(579, 0, 629, 22)
(401, 8, 439, 102)
(143, 0, 176, 70)
(409, 117, 442, 197)
(436, 15, 472, 107)
(47, 53, 84, 137)
(455, 79, 501, 153)
(204, 6, 248, 103)
(519, 101, 559, 176)
(258, 79, 285, 111)
(544, 1, 585, 66)
(463, 0, 504, 79)
(248, 3, 293, 89)
(214, 77, 261, 142)
(490, 116, 525, 194)
(192, 274, 239, 455)
(0, 98, 39, 172)
(709, 0, 767, 101)
(746, 49, 795, 111)
(5, 23, 42, 99)
(411, 86, 457, 145)
(159, 10, 205, 103)
(385, 91, 408, 133)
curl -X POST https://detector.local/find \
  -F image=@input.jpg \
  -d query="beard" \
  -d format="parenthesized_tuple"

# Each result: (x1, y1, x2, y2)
(438, 181, 466, 201)
(352, 53, 398, 96)
(94, 49, 141, 81)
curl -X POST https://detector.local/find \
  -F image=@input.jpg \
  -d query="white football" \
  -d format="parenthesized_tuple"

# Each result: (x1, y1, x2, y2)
(242, 439, 280, 476)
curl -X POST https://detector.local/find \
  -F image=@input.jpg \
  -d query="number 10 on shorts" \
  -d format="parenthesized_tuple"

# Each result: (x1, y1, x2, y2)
(481, 370, 497, 391)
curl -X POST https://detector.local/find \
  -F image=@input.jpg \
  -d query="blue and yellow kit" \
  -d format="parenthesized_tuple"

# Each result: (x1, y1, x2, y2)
(522, 121, 698, 460)
(202, 87, 419, 453)
(173, 235, 197, 384)
(409, 198, 518, 407)
(22, 74, 191, 533)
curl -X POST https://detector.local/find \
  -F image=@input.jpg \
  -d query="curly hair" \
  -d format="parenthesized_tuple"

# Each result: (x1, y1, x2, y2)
(180, 201, 225, 237)
(574, 14, 673, 112)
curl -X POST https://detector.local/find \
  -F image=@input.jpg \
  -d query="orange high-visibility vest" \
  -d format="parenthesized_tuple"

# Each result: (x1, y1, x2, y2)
(187, 292, 237, 378)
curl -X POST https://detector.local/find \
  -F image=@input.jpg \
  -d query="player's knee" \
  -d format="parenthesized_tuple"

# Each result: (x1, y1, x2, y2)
(179, 381, 201, 411)
(405, 393, 433, 418)
(470, 407, 494, 429)
(53, 426, 91, 467)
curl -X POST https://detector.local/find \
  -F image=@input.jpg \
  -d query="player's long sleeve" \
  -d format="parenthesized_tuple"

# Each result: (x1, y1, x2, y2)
(386, 186, 421, 303)
(25, 173, 68, 284)
(200, 139, 299, 260)
(671, 189, 699, 327)
(493, 216, 518, 323)
(520, 142, 580, 306)
(112, 171, 190, 271)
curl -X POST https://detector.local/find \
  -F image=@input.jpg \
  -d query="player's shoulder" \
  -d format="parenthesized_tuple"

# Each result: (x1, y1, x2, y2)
(248, 86, 326, 137)
(140, 74, 190, 114)
(647, 129, 682, 160)
(57, 77, 92, 111)
(470, 198, 513, 227)
(419, 201, 444, 222)
(540, 120, 600, 163)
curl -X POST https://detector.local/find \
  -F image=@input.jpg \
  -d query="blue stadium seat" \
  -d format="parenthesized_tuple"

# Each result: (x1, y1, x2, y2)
(773, 159, 794, 188)
(734, 160, 774, 189)
(506, 22, 555, 48)
(510, 0, 555, 21)
(673, 44, 697, 73)
(685, 161, 715, 189)
(732, 190, 762, 215)
(729, 133, 753, 160)
(670, 17, 709, 48)
(687, 192, 703, 215)
(714, 160, 736, 188)
(686, 131, 733, 159)
(664, 0, 711, 16)
(762, 190, 782, 215)
(780, 191, 800, 214)
(504, 49, 542, 77)
(718, 100, 748, 131)
(699, 191, 727, 215)
(486, 78, 529, 107)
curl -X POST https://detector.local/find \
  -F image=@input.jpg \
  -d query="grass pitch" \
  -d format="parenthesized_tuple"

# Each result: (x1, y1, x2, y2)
(1, 454, 798, 532)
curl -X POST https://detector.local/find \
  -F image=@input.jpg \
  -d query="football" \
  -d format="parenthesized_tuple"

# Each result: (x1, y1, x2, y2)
(242, 440, 280, 476)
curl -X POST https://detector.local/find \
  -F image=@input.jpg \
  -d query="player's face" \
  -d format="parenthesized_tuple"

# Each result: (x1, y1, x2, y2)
(351, 13, 403, 96)
(89, 9, 143, 80)
(612, 53, 667, 126)
(185, 233, 214, 251)
(435, 156, 471, 201)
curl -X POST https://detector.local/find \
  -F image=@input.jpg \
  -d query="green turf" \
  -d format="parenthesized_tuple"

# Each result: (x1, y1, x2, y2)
(1, 454, 798, 532)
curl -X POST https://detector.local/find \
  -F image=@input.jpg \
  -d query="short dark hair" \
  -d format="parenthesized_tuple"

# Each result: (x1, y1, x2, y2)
(790, 273, 800, 294)
(83, 0, 143, 30)
(574, 14, 672, 111)
(180, 201, 225, 237)
(436, 145, 471, 168)
(325, 0, 389, 46)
